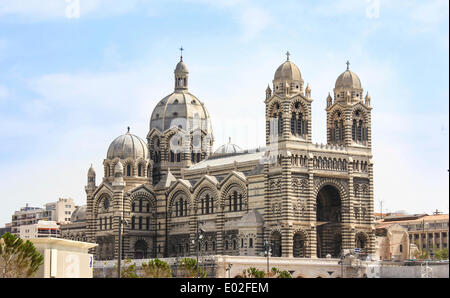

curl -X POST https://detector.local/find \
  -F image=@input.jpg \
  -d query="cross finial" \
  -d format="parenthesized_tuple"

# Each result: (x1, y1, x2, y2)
(346, 60, 350, 70)
(180, 46, 184, 61)
(286, 51, 290, 61)
(127, 126, 130, 133)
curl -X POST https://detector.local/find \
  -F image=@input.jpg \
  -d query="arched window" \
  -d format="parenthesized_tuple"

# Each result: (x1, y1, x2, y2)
(126, 164, 131, 176)
(131, 216, 135, 230)
(99, 218, 102, 230)
(239, 194, 243, 211)
(132, 202, 135, 212)
(138, 164, 143, 177)
(277, 112, 282, 135)
(249, 238, 253, 248)
(146, 217, 150, 230)
(291, 102, 308, 138)
(138, 216, 142, 230)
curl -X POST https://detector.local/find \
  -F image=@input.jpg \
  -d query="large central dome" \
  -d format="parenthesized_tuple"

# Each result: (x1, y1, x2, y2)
(150, 91, 212, 132)
(149, 57, 213, 135)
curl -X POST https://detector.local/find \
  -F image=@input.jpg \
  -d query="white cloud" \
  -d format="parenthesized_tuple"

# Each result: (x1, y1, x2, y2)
(0, 85, 8, 100)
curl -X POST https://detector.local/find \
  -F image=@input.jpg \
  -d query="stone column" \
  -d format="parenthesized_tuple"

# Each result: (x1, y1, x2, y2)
(281, 152, 293, 257)
(342, 158, 355, 251)
(307, 153, 317, 258)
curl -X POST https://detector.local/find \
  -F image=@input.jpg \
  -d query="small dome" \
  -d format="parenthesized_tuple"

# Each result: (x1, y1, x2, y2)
(70, 205, 87, 222)
(335, 63, 362, 90)
(213, 138, 243, 155)
(175, 60, 189, 73)
(274, 60, 302, 82)
(107, 130, 148, 160)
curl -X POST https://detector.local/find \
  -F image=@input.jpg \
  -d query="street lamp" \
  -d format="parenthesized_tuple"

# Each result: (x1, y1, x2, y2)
(196, 220, 206, 278)
(115, 215, 128, 278)
(263, 240, 272, 274)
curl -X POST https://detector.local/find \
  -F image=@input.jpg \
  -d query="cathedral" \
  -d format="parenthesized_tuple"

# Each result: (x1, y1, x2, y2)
(81, 52, 375, 260)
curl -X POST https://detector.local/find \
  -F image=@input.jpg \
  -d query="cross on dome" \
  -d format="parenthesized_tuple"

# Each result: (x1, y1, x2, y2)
(346, 60, 350, 70)
(180, 46, 184, 61)
(286, 51, 291, 61)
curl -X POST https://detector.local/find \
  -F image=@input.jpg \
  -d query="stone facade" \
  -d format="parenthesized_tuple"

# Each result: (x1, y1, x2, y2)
(83, 53, 375, 261)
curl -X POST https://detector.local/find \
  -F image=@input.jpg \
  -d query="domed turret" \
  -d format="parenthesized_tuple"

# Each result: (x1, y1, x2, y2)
(107, 127, 149, 160)
(273, 52, 304, 96)
(334, 61, 364, 103)
(87, 164, 96, 186)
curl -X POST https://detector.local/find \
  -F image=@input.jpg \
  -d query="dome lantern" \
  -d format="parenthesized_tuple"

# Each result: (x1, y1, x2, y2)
(174, 47, 189, 91)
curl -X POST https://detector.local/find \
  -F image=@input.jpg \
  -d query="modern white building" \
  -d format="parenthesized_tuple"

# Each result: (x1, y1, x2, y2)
(11, 204, 48, 235)
(19, 220, 60, 239)
(45, 198, 76, 224)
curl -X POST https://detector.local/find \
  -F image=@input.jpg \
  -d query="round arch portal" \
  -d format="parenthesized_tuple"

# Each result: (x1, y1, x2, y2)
(316, 185, 342, 258)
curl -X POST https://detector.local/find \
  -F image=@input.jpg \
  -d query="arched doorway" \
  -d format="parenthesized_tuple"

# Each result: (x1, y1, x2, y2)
(316, 185, 342, 258)
(134, 240, 148, 259)
(293, 231, 308, 258)
(271, 231, 282, 257)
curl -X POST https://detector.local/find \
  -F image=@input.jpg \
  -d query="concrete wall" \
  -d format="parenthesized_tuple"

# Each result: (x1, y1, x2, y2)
(93, 255, 367, 278)
(378, 264, 449, 278)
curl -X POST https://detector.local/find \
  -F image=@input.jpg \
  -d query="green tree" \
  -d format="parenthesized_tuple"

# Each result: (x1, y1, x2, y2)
(178, 257, 206, 278)
(243, 267, 265, 278)
(413, 249, 430, 260)
(434, 248, 448, 260)
(120, 258, 139, 278)
(0, 232, 44, 278)
(142, 258, 172, 278)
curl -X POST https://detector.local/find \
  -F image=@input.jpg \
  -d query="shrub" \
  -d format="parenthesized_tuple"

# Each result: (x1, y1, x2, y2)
(142, 258, 172, 278)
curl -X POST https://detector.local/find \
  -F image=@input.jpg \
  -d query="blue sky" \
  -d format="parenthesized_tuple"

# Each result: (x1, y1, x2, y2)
(0, 0, 448, 225)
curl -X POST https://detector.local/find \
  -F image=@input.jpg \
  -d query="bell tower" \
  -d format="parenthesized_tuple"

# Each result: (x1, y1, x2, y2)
(326, 62, 372, 148)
